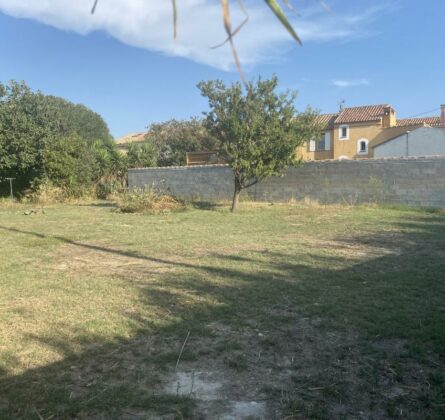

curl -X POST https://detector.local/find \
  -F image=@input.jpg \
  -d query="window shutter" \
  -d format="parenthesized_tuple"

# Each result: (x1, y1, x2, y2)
(309, 139, 316, 152)
(324, 132, 331, 150)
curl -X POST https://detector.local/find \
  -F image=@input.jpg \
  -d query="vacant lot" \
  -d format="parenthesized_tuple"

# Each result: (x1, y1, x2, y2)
(0, 201, 444, 419)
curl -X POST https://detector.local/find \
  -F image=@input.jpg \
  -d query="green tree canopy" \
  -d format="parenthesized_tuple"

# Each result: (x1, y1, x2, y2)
(0, 80, 123, 197)
(144, 118, 219, 167)
(198, 76, 320, 211)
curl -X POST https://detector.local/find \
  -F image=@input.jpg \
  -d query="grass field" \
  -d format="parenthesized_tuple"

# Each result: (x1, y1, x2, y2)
(0, 200, 444, 419)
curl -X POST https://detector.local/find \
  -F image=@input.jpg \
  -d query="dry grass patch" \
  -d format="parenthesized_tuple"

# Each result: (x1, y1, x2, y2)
(115, 188, 187, 214)
(0, 202, 444, 418)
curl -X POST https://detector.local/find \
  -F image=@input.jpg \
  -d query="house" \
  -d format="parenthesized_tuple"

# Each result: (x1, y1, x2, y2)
(115, 132, 147, 153)
(297, 104, 445, 160)
(373, 126, 445, 158)
(185, 151, 224, 166)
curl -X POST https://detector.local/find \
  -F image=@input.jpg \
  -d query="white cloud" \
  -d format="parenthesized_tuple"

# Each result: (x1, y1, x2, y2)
(0, 0, 388, 70)
(332, 78, 370, 88)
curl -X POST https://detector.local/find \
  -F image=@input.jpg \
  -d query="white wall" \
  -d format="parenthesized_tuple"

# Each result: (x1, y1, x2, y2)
(374, 127, 445, 158)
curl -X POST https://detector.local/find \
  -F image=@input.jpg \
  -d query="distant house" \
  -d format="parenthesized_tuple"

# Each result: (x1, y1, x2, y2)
(297, 104, 445, 160)
(373, 126, 445, 158)
(185, 151, 224, 166)
(115, 132, 147, 153)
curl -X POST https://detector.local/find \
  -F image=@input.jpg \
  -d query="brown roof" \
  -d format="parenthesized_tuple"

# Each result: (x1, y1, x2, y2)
(334, 104, 389, 124)
(315, 113, 338, 129)
(316, 105, 444, 129)
(396, 117, 442, 127)
(315, 104, 389, 128)
(115, 132, 147, 145)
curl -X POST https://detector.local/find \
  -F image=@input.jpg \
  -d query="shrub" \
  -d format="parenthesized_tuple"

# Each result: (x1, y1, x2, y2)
(24, 179, 96, 204)
(115, 187, 187, 214)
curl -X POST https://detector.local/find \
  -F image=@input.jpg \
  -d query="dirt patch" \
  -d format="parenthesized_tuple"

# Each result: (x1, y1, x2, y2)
(165, 371, 223, 400)
(156, 317, 443, 419)
(299, 237, 403, 259)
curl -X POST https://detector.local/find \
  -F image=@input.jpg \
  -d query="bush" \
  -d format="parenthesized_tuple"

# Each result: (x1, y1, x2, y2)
(0, 80, 126, 198)
(24, 179, 96, 204)
(115, 187, 186, 214)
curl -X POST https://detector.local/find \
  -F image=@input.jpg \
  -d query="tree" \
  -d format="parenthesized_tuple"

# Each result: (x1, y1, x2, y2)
(144, 118, 219, 167)
(198, 76, 320, 212)
(44, 134, 96, 194)
(127, 142, 158, 168)
(0, 80, 123, 197)
(0, 81, 50, 193)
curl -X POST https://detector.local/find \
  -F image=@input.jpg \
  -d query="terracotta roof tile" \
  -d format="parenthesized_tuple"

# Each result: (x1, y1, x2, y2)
(314, 113, 338, 129)
(334, 104, 389, 124)
(396, 117, 443, 127)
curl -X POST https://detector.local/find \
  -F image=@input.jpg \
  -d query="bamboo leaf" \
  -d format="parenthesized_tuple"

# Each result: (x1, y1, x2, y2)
(211, 17, 248, 49)
(211, 0, 249, 49)
(264, 0, 302, 45)
(91, 0, 99, 14)
(220, 0, 246, 84)
(172, 0, 178, 39)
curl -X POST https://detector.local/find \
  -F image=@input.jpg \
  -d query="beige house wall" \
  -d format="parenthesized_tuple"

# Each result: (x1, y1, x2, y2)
(298, 121, 426, 161)
(333, 122, 381, 159)
(296, 131, 334, 161)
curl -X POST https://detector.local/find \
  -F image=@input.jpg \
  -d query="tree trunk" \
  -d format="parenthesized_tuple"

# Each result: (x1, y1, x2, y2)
(231, 181, 241, 212)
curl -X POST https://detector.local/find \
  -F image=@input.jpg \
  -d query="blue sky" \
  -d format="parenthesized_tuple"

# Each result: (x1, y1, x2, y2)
(0, 0, 444, 138)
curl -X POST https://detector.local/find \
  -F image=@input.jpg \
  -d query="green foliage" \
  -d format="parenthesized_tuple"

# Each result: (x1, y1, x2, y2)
(0, 81, 48, 192)
(144, 118, 219, 166)
(44, 134, 95, 193)
(0, 80, 124, 197)
(198, 76, 320, 211)
(127, 142, 158, 168)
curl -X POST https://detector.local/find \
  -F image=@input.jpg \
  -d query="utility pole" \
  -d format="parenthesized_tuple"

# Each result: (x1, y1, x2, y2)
(5, 178, 16, 200)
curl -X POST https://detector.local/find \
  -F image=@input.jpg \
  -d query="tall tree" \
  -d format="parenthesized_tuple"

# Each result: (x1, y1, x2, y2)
(198, 76, 320, 211)
(0, 80, 118, 196)
(144, 118, 219, 167)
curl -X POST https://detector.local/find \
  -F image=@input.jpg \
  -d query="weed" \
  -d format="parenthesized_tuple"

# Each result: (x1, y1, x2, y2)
(115, 187, 186, 214)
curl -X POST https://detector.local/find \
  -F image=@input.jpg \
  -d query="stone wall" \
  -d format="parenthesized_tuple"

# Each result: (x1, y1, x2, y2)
(129, 157, 445, 207)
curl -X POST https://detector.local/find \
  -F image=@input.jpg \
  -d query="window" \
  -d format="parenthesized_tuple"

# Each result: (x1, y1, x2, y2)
(339, 125, 349, 140)
(357, 138, 369, 155)
(316, 134, 325, 151)
(311, 132, 331, 152)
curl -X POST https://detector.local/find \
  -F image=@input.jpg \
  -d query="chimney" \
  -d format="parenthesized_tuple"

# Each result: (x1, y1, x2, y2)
(441, 104, 445, 125)
(382, 105, 396, 128)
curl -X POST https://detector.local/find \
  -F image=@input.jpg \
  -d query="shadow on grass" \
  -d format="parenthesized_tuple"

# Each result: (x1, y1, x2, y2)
(190, 201, 225, 211)
(75, 202, 118, 208)
(0, 211, 445, 418)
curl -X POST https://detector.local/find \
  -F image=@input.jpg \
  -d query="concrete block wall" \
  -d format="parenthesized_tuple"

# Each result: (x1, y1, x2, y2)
(128, 157, 445, 208)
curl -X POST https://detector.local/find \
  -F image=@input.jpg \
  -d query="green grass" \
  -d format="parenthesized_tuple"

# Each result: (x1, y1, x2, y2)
(0, 200, 444, 418)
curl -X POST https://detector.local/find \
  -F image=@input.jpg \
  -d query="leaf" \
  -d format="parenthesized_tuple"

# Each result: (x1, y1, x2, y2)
(91, 0, 99, 14)
(264, 0, 302, 45)
(220, 0, 246, 84)
(172, 0, 178, 39)
(211, 17, 248, 49)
